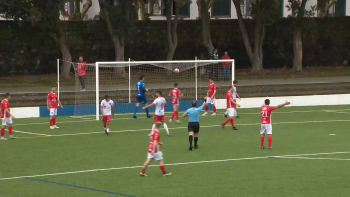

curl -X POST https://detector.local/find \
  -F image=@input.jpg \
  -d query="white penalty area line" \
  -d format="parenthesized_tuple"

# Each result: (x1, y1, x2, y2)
(1, 151, 349, 181)
(12, 130, 49, 136)
(17, 119, 350, 138)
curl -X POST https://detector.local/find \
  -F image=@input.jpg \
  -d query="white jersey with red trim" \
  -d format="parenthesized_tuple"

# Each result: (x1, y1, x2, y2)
(153, 97, 166, 116)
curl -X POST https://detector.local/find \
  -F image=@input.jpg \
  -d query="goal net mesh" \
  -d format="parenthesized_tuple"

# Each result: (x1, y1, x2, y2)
(71, 60, 233, 119)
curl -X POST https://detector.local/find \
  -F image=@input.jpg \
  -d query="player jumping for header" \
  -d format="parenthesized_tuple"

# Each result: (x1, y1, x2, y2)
(101, 95, 114, 135)
(261, 99, 290, 149)
(203, 78, 217, 116)
(1, 93, 15, 140)
(143, 91, 170, 136)
(168, 83, 182, 124)
(47, 86, 63, 129)
(134, 75, 152, 119)
(140, 122, 172, 177)
(221, 86, 240, 130)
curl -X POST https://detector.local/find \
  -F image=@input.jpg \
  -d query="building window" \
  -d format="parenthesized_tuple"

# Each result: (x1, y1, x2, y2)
(277, 0, 284, 17)
(145, 0, 162, 15)
(239, 0, 251, 18)
(162, 0, 190, 17)
(335, 0, 346, 16)
(212, 0, 231, 18)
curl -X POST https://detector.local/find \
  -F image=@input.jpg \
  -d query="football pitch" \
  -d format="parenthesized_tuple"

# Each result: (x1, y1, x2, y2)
(2, 105, 350, 197)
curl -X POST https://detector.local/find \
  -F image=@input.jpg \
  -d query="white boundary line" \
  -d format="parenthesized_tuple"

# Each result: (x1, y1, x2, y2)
(1, 151, 349, 181)
(16, 119, 350, 138)
(12, 130, 50, 136)
(279, 156, 350, 161)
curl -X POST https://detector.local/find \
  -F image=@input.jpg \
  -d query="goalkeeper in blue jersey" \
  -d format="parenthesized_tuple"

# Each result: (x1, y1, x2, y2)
(133, 75, 152, 119)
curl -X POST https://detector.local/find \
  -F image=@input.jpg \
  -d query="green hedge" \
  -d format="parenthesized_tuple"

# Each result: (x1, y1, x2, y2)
(0, 17, 349, 75)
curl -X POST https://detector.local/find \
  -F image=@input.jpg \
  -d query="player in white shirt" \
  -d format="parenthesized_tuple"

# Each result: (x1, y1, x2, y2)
(225, 80, 241, 118)
(100, 95, 114, 135)
(142, 91, 170, 136)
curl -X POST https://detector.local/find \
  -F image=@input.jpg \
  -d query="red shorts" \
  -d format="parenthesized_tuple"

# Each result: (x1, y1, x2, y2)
(153, 115, 165, 123)
(233, 99, 236, 108)
(172, 98, 179, 105)
(102, 115, 111, 123)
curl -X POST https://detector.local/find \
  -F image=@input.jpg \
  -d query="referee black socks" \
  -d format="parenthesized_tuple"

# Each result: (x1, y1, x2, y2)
(189, 135, 193, 146)
(194, 137, 198, 146)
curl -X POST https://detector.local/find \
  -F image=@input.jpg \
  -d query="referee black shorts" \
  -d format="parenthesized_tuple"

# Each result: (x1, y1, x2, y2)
(188, 122, 200, 133)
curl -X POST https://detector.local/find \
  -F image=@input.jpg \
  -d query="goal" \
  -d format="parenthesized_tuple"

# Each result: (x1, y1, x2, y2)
(68, 59, 235, 120)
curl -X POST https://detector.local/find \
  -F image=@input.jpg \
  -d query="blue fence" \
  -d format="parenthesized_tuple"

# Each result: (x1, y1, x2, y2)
(39, 100, 211, 117)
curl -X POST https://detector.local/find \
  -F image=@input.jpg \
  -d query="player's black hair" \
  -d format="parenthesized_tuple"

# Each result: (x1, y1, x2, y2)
(51, 86, 55, 88)
(104, 95, 109, 99)
(156, 91, 162, 96)
(191, 101, 197, 107)
(139, 75, 144, 80)
(233, 80, 238, 84)
(5, 93, 10, 98)
(174, 83, 178, 87)
(229, 86, 233, 90)
(209, 77, 213, 81)
(265, 99, 270, 105)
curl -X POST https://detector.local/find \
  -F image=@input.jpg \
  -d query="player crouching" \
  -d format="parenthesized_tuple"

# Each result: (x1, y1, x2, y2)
(101, 95, 114, 135)
(140, 122, 172, 177)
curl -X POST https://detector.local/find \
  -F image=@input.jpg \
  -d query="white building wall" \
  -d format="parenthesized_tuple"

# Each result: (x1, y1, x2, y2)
(346, 1, 350, 16)
(80, 0, 100, 20)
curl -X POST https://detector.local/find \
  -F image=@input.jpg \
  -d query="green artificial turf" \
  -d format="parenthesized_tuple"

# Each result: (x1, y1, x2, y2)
(1, 105, 350, 197)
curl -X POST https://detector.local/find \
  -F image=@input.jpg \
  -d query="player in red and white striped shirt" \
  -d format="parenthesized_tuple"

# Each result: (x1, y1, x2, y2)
(47, 86, 63, 129)
(168, 83, 182, 124)
(1, 93, 15, 140)
(221, 86, 240, 130)
(260, 99, 290, 149)
(140, 122, 172, 177)
(203, 78, 217, 116)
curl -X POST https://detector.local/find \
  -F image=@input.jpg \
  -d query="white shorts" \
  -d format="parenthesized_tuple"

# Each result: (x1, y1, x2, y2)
(206, 97, 216, 105)
(147, 151, 163, 161)
(50, 108, 57, 116)
(260, 124, 272, 135)
(226, 108, 235, 117)
(2, 117, 13, 126)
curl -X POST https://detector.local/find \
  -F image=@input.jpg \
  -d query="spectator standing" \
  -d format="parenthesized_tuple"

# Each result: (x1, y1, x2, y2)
(221, 51, 231, 81)
(210, 49, 219, 81)
(77, 56, 87, 91)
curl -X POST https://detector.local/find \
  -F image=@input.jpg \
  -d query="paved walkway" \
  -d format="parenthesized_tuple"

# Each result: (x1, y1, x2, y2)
(1, 76, 349, 94)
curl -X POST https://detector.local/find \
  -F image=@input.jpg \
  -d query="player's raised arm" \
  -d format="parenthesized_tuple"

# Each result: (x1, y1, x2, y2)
(201, 100, 206, 108)
(142, 103, 155, 110)
(275, 101, 291, 109)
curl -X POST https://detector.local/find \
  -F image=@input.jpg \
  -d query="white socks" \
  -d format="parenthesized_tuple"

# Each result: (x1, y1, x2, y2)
(107, 128, 109, 133)
(152, 123, 170, 134)
(163, 123, 170, 134)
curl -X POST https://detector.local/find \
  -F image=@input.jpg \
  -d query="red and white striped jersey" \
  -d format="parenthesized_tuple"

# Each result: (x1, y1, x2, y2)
(147, 130, 160, 153)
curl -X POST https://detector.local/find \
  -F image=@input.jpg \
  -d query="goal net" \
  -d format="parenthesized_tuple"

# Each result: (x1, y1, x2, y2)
(70, 59, 235, 120)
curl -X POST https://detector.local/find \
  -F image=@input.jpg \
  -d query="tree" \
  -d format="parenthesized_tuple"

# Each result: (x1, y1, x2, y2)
(137, 0, 157, 20)
(98, 0, 138, 76)
(0, 0, 75, 78)
(318, 0, 337, 17)
(166, 0, 191, 60)
(233, 0, 279, 72)
(287, 0, 315, 71)
(196, 0, 216, 55)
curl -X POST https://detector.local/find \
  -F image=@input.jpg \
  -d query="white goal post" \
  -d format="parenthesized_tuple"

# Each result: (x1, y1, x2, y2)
(93, 59, 235, 120)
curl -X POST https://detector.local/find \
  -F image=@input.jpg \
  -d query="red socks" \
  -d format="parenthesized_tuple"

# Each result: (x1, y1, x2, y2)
(159, 166, 166, 174)
(213, 106, 216, 113)
(175, 111, 178, 120)
(268, 135, 272, 147)
(53, 118, 56, 126)
(50, 119, 53, 126)
(8, 127, 12, 135)
(261, 136, 264, 146)
(141, 168, 146, 174)
(205, 106, 208, 111)
(230, 119, 234, 127)
(170, 111, 175, 120)
(222, 118, 231, 125)
(1, 128, 4, 137)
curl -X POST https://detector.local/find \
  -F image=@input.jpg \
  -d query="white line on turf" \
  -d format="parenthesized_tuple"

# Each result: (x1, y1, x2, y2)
(0, 151, 349, 181)
(12, 130, 50, 136)
(278, 156, 350, 161)
(45, 119, 350, 137)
